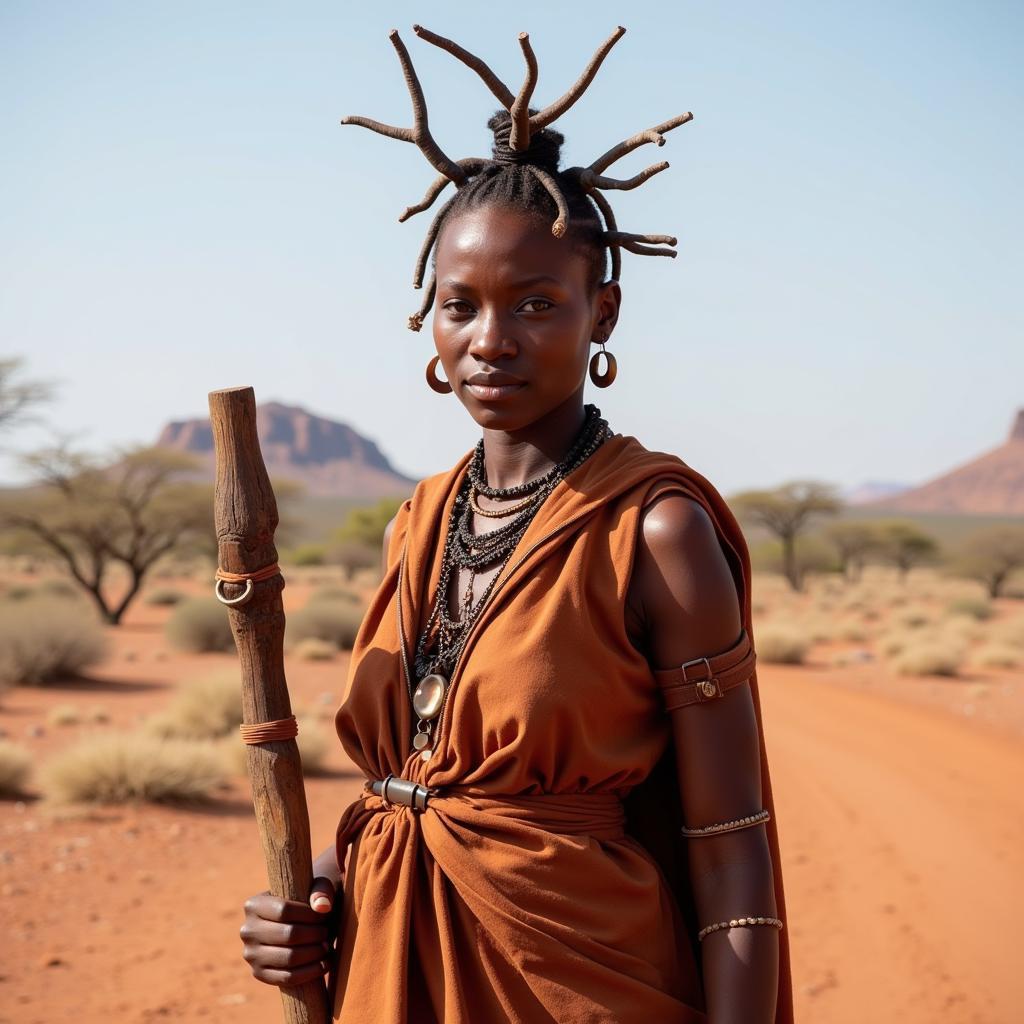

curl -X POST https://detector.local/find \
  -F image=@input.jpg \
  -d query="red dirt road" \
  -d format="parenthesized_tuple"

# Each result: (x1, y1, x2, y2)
(761, 668, 1023, 1023)
(2, 649, 1021, 1022)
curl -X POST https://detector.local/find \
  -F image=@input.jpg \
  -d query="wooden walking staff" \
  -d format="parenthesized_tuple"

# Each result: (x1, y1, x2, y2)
(209, 386, 329, 1024)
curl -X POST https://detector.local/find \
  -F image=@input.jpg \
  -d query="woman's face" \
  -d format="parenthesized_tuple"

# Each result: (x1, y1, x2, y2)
(431, 203, 621, 431)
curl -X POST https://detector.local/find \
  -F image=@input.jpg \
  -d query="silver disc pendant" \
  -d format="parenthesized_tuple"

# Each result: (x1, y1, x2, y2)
(412, 673, 448, 720)
(412, 731, 430, 750)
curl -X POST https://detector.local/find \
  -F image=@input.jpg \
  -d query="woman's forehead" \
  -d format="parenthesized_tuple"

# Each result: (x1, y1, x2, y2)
(435, 206, 587, 283)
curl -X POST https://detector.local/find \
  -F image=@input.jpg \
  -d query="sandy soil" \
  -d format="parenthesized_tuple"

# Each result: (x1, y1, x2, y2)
(1, 573, 1021, 1023)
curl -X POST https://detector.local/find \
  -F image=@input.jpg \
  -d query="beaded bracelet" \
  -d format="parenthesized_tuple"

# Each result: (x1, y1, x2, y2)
(697, 916, 784, 942)
(681, 808, 770, 838)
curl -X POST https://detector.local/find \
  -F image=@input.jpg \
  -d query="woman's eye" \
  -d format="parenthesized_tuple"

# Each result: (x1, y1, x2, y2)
(520, 299, 553, 312)
(444, 301, 474, 315)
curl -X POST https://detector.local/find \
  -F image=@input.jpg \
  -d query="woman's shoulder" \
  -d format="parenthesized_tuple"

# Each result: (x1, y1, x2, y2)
(605, 432, 729, 515)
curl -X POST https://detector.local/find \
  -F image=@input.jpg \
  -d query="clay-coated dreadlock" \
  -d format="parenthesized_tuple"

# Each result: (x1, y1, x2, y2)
(340, 25, 692, 332)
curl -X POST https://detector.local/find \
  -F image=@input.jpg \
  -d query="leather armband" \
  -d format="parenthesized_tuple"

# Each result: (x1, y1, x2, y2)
(650, 629, 756, 711)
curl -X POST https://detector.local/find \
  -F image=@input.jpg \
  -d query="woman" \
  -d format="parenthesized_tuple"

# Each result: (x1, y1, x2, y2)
(241, 25, 792, 1023)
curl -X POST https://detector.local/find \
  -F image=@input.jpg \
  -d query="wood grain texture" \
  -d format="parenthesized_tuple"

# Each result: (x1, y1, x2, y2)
(209, 385, 329, 1024)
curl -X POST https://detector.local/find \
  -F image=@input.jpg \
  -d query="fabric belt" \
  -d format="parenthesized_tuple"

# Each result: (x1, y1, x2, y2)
(334, 781, 626, 885)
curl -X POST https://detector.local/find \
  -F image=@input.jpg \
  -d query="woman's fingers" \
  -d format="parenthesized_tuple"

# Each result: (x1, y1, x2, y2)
(240, 917, 329, 949)
(244, 890, 331, 927)
(251, 959, 331, 988)
(244, 941, 329, 970)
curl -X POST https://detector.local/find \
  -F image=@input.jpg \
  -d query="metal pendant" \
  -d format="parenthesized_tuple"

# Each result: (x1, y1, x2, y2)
(412, 673, 448, 720)
(411, 724, 432, 757)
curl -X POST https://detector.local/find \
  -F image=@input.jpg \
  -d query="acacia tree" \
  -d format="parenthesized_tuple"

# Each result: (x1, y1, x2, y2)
(876, 520, 940, 582)
(0, 356, 54, 436)
(824, 521, 882, 582)
(731, 480, 842, 591)
(952, 525, 1024, 598)
(0, 444, 213, 624)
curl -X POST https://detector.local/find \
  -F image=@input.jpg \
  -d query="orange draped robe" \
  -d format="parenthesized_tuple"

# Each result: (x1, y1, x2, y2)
(328, 432, 793, 1023)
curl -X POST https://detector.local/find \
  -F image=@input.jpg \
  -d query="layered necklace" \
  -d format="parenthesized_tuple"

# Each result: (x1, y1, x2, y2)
(407, 403, 612, 759)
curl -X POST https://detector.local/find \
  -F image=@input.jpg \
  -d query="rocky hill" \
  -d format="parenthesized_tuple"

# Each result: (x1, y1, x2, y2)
(868, 409, 1024, 515)
(156, 401, 417, 498)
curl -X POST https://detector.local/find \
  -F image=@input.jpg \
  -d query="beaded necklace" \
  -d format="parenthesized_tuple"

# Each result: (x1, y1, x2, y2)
(407, 404, 611, 758)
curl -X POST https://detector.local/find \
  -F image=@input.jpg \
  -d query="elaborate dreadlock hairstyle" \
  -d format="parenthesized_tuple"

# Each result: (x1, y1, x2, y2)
(340, 25, 692, 332)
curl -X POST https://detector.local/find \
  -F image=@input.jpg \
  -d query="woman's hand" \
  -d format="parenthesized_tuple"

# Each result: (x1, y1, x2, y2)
(240, 874, 339, 988)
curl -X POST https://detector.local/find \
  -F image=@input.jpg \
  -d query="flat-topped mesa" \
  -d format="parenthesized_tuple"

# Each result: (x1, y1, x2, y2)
(1009, 408, 1024, 443)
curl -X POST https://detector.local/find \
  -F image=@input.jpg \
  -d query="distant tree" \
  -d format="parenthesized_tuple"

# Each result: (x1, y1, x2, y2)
(824, 521, 882, 582)
(752, 535, 840, 591)
(333, 496, 408, 551)
(731, 481, 843, 591)
(0, 444, 213, 625)
(876, 520, 940, 582)
(329, 538, 379, 581)
(950, 525, 1024, 598)
(0, 356, 55, 437)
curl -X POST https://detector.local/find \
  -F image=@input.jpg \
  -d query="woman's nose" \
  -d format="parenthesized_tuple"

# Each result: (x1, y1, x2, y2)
(468, 311, 517, 360)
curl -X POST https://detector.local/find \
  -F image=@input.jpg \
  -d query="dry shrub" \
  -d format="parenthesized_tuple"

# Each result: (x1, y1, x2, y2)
(973, 644, 1021, 670)
(144, 588, 186, 607)
(38, 579, 81, 600)
(989, 617, 1024, 650)
(894, 607, 932, 630)
(293, 637, 339, 662)
(308, 586, 363, 607)
(0, 740, 32, 796)
(40, 732, 227, 804)
(165, 597, 234, 653)
(877, 629, 909, 658)
(47, 704, 81, 727)
(947, 596, 994, 621)
(890, 640, 965, 677)
(835, 618, 869, 643)
(145, 673, 241, 740)
(755, 625, 811, 665)
(0, 597, 108, 687)
(287, 601, 364, 651)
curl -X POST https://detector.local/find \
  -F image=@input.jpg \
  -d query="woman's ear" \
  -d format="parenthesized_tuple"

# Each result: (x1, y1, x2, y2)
(593, 280, 622, 341)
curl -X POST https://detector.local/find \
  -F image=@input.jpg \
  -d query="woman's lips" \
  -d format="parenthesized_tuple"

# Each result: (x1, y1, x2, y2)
(464, 381, 526, 402)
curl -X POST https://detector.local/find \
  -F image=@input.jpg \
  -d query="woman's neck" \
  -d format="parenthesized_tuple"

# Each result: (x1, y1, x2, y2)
(478, 397, 588, 491)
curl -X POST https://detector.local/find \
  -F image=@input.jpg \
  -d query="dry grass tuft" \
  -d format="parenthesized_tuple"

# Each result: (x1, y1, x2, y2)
(144, 588, 186, 607)
(890, 640, 966, 677)
(145, 673, 241, 740)
(165, 598, 235, 653)
(308, 586, 364, 607)
(47, 704, 82, 727)
(973, 644, 1021, 670)
(0, 740, 32, 796)
(755, 625, 811, 665)
(0, 597, 108, 687)
(292, 637, 339, 662)
(287, 601, 364, 651)
(946, 596, 994, 621)
(39, 732, 228, 804)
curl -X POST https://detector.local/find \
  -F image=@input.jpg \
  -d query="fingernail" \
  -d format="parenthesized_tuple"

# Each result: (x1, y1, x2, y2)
(311, 894, 332, 912)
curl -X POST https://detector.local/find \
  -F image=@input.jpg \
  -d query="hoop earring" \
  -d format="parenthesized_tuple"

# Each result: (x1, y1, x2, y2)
(589, 342, 617, 388)
(425, 354, 453, 394)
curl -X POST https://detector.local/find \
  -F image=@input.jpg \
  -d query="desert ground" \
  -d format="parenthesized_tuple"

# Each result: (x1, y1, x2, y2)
(1, 564, 1021, 1024)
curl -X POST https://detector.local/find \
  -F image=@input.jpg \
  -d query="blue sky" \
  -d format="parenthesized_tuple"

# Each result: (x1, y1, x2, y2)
(1, 1, 1021, 495)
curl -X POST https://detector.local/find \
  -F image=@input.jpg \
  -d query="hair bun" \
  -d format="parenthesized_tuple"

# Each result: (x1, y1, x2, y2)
(487, 109, 564, 173)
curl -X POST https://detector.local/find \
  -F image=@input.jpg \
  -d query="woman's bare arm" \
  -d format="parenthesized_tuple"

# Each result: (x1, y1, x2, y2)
(632, 492, 779, 1023)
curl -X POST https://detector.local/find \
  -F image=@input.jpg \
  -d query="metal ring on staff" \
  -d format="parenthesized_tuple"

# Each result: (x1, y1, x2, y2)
(215, 577, 254, 606)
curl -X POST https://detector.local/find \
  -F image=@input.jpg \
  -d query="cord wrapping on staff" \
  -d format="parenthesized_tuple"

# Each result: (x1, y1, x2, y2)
(239, 715, 299, 744)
